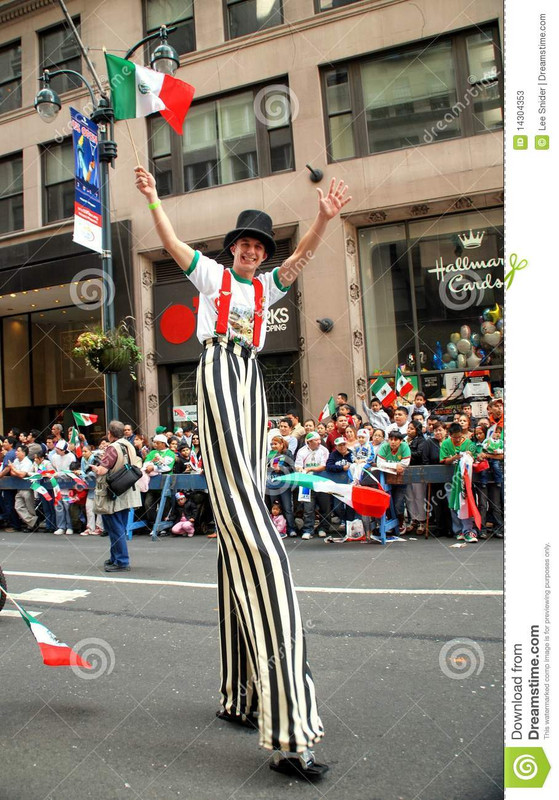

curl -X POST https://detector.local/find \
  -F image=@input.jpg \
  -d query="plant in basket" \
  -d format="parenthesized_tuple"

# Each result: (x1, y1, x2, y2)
(73, 318, 142, 380)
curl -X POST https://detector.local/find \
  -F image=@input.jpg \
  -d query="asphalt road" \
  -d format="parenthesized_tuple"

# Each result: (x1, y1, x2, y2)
(0, 529, 504, 800)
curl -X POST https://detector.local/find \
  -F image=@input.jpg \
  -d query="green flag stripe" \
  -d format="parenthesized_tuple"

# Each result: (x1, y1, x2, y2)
(105, 53, 137, 120)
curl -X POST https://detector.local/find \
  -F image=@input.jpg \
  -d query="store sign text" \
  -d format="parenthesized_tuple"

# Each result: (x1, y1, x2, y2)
(428, 255, 505, 294)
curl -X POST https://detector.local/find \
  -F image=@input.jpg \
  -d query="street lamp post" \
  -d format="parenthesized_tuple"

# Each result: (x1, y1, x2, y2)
(34, 0, 180, 427)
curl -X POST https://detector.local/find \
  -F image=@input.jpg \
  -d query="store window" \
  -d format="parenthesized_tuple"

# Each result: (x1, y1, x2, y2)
(0, 39, 22, 114)
(225, 0, 283, 39)
(145, 0, 195, 57)
(39, 18, 82, 96)
(316, 0, 363, 10)
(149, 80, 294, 195)
(0, 152, 23, 234)
(42, 139, 74, 223)
(359, 209, 504, 397)
(323, 24, 503, 160)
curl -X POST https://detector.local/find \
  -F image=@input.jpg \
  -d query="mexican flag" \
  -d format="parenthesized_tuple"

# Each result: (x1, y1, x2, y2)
(105, 53, 195, 135)
(448, 454, 481, 530)
(69, 426, 82, 459)
(0, 587, 92, 669)
(395, 366, 413, 397)
(318, 396, 336, 422)
(72, 412, 98, 427)
(370, 377, 396, 407)
(277, 473, 390, 517)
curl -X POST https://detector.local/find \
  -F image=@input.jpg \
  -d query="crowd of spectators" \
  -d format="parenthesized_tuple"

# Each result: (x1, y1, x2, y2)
(0, 391, 504, 544)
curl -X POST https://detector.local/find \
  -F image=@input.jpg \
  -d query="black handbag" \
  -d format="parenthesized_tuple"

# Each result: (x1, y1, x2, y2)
(106, 443, 142, 498)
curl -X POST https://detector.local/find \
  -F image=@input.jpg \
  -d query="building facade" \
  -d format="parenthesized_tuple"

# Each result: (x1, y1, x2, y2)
(0, 0, 504, 437)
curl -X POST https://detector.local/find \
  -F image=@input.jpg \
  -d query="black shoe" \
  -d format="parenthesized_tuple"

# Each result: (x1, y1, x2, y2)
(104, 563, 130, 572)
(270, 751, 329, 781)
(215, 709, 258, 731)
(104, 559, 114, 567)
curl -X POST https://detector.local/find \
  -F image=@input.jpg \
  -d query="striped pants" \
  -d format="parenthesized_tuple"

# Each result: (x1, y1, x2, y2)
(197, 340, 323, 752)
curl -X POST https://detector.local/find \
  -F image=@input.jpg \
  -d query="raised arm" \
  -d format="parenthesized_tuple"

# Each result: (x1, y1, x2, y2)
(134, 166, 196, 272)
(277, 178, 351, 288)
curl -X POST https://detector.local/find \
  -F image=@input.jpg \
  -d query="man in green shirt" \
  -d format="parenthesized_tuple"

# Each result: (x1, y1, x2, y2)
(143, 434, 176, 529)
(440, 423, 477, 542)
(376, 431, 411, 534)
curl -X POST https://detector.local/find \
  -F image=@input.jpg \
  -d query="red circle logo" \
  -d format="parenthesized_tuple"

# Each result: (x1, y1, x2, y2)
(160, 304, 196, 344)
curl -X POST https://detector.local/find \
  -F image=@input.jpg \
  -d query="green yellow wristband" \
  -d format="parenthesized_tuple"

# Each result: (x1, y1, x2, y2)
(148, 199, 161, 210)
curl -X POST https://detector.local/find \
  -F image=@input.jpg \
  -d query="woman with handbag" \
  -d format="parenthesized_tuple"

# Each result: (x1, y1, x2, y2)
(90, 420, 142, 572)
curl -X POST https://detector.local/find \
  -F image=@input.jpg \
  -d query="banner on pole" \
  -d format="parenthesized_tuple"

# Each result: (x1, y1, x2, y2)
(70, 108, 102, 254)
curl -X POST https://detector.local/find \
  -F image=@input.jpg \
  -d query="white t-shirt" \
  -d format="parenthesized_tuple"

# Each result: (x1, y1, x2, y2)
(295, 444, 329, 470)
(13, 456, 34, 477)
(184, 251, 289, 352)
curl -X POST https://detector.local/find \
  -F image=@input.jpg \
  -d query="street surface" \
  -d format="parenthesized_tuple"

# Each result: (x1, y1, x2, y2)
(0, 530, 503, 800)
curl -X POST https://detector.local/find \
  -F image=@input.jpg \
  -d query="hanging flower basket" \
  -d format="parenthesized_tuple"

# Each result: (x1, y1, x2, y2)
(73, 319, 142, 380)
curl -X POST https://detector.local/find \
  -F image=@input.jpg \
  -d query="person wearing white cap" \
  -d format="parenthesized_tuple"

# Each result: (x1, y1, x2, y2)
(295, 432, 330, 539)
(135, 163, 352, 779)
(49, 440, 79, 535)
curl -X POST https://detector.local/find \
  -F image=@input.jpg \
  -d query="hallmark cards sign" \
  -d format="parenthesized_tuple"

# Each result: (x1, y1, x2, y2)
(70, 108, 102, 254)
(428, 229, 504, 305)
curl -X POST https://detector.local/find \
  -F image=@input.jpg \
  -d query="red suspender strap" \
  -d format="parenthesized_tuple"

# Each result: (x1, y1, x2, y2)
(252, 278, 264, 348)
(215, 268, 232, 335)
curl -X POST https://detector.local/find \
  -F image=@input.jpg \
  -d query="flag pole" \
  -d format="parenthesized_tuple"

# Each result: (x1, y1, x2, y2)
(125, 119, 142, 167)
(0, 583, 27, 615)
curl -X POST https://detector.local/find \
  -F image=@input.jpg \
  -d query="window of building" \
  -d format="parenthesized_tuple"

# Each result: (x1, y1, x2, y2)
(225, 0, 283, 40)
(0, 39, 22, 114)
(358, 209, 504, 398)
(316, 0, 364, 10)
(42, 139, 74, 223)
(39, 17, 82, 96)
(145, 0, 195, 57)
(150, 81, 294, 195)
(323, 25, 503, 160)
(0, 153, 23, 234)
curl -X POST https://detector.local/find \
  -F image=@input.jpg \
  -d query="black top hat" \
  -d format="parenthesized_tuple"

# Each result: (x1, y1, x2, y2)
(223, 209, 276, 260)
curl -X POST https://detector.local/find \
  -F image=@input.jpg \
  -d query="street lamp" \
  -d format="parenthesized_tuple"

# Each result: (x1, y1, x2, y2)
(125, 24, 180, 76)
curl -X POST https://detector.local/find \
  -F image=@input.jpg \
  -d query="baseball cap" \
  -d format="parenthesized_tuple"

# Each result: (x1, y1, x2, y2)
(153, 434, 168, 444)
(55, 440, 68, 451)
(155, 426, 166, 435)
(305, 432, 320, 441)
(175, 491, 186, 500)
(334, 437, 347, 446)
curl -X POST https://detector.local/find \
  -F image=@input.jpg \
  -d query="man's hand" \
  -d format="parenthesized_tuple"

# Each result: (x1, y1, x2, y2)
(134, 166, 158, 204)
(317, 178, 352, 221)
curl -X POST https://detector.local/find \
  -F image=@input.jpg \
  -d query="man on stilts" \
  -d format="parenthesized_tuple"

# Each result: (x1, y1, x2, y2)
(135, 165, 351, 779)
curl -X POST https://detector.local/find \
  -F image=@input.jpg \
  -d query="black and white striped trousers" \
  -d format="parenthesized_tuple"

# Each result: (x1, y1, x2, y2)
(197, 339, 324, 752)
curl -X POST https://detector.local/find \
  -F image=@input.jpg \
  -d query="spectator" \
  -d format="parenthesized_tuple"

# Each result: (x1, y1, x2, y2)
(325, 437, 355, 528)
(286, 410, 306, 443)
(424, 422, 452, 537)
(458, 413, 473, 439)
(27, 429, 46, 459)
(123, 424, 135, 444)
(33, 450, 56, 533)
(483, 425, 504, 487)
(18, 431, 28, 444)
(344, 425, 358, 450)
(325, 414, 350, 451)
(174, 444, 192, 474)
(133, 434, 150, 460)
(461, 402, 476, 426)
(80, 445, 102, 536)
(407, 392, 429, 422)
(10, 445, 40, 532)
(405, 421, 428, 534)
(316, 421, 327, 444)
(45, 436, 56, 454)
(266, 435, 296, 537)
(425, 415, 439, 436)
(143, 434, 176, 528)
(277, 418, 298, 456)
(0, 436, 22, 531)
(170, 491, 197, 537)
(51, 423, 64, 443)
(376, 431, 411, 535)
(439, 422, 478, 543)
(189, 433, 203, 472)
(385, 406, 409, 438)
(334, 392, 357, 417)
(295, 432, 331, 540)
(49, 440, 78, 535)
(90, 420, 142, 571)
(270, 501, 287, 539)
(303, 418, 316, 434)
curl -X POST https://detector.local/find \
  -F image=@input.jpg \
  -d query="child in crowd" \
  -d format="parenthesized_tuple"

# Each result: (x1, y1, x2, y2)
(270, 501, 287, 538)
(483, 426, 504, 485)
(170, 491, 197, 536)
(33, 450, 56, 532)
(80, 445, 102, 535)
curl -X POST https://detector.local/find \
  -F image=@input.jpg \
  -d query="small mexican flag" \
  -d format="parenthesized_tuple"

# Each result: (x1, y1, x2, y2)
(69, 426, 82, 459)
(0, 587, 92, 669)
(318, 396, 336, 422)
(370, 377, 397, 407)
(395, 366, 413, 397)
(72, 412, 98, 427)
(105, 53, 195, 135)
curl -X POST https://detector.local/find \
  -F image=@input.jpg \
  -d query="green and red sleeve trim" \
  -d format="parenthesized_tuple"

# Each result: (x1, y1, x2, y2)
(184, 249, 201, 277)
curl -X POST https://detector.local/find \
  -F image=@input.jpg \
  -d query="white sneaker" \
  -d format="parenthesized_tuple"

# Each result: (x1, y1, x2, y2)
(65, 529, 74, 535)
(301, 532, 313, 540)
(317, 530, 327, 538)
(53, 529, 65, 535)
